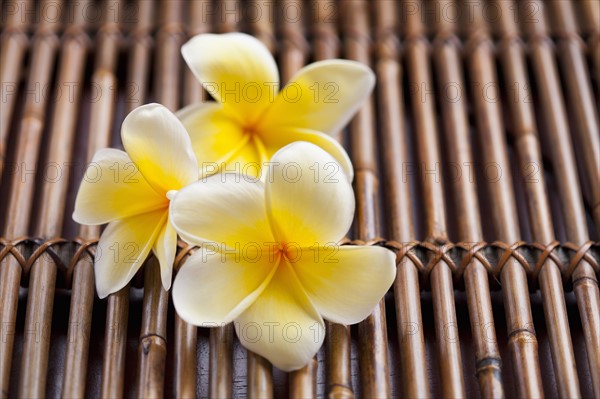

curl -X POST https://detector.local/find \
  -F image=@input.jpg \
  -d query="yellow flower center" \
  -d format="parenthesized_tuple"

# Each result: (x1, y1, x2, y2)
(243, 126, 258, 137)
(242, 124, 269, 164)
(273, 242, 298, 262)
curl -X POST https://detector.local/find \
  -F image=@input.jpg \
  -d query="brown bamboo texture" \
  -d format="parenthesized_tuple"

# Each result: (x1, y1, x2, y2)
(547, 1, 600, 235)
(373, 3, 431, 398)
(0, 1, 61, 395)
(431, 1, 504, 397)
(521, 1, 600, 396)
(404, 1, 467, 397)
(494, 1, 581, 397)
(0, 0, 31, 183)
(16, 1, 89, 397)
(1, 1, 600, 397)
(464, 1, 543, 396)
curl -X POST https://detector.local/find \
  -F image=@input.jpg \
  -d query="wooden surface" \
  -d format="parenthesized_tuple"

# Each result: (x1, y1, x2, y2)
(1, 0, 599, 398)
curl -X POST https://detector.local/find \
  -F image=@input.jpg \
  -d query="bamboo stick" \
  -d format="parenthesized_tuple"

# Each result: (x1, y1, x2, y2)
(403, 2, 467, 397)
(100, 286, 130, 397)
(183, 0, 210, 106)
(62, 2, 122, 397)
(216, 0, 240, 34)
(249, 0, 276, 54)
(100, 2, 154, 396)
(521, 2, 600, 396)
(247, 353, 273, 399)
(0, 1, 60, 395)
(431, 1, 504, 397)
(135, 1, 184, 397)
(341, 1, 391, 397)
(0, 0, 30, 183)
(17, 1, 90, 397)
(311, 1, 356, 397)
(493, 1, 581, 397)
(547, 0, 600, 234)
(464, 1, 543, 396)
(580, 0, 600, 107)
(374, 2, 431, 398)
(136, 258, 169, 398)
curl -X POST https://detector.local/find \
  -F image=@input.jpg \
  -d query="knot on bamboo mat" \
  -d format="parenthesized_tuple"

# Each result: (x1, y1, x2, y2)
(1, 238, 598, 292)
(341, 238, 599, 290)
(0, 237, 97, 289)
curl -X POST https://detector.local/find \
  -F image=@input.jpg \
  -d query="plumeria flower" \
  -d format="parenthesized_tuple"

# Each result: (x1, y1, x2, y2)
(178, 32, 375, 180)
(73, 104, 198, 298)
(170, 142, 396, 371)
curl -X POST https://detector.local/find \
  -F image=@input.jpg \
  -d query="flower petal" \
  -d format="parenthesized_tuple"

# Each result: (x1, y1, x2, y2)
(73, 149, 166, 225)
(262, 127, 354, 181)
(181, 33, 279, 126)
(259, 60, 375, 135)
(169, 174, 275, 249)
(293, 245, 396, 325)
(176, 102, 250, 174)
(172, 248, 277, 326)
(234, 263, 325, 371)
(152, 217, 177, 291)
(121, 103, 198, 195)
(94, 209, 167, 298)
(265, 142, 355, 246)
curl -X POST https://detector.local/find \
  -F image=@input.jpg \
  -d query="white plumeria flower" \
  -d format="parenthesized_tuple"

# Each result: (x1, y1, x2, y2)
(73, 103, 198, 298)
(178, 32, 376, 180)
(170, 142, 396, 371)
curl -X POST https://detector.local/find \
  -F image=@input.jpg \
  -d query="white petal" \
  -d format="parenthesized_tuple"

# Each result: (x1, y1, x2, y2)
(169, 174, 275, 249)
(121, 103, 198, 195)
(293, 245, 396, 325)
(259, 60, 375, 135)
(181, 33, 279, 126)
(73, 149, 166, 225)
(152, 217, 177, 291)
(234, 263, 325, 371)
(265, 142, 355, 246)
(172, 247, 277, 325)
(94, 209, 167, 298)
(261, 127, 354, 181)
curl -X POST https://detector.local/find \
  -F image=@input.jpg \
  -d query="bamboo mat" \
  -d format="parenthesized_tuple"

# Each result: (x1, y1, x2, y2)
(1, 0, 599, 397)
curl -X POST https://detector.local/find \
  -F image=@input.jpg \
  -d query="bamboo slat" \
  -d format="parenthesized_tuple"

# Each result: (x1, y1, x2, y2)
(465, 2, 543, 397)
(16, 1, 89, 396)
(62, 2, 122, 397)
(522, 1, 600, 396)
(0, 1, 60, 395)
(1, 0, 599, 397)
(373, 3, 430, 398)
(432, 1, 503, 397)
(0, 0, 30, 182)
(494, 1, 580, 397)
(404, 2, 468, 396)
(547, 1, 600, 235)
